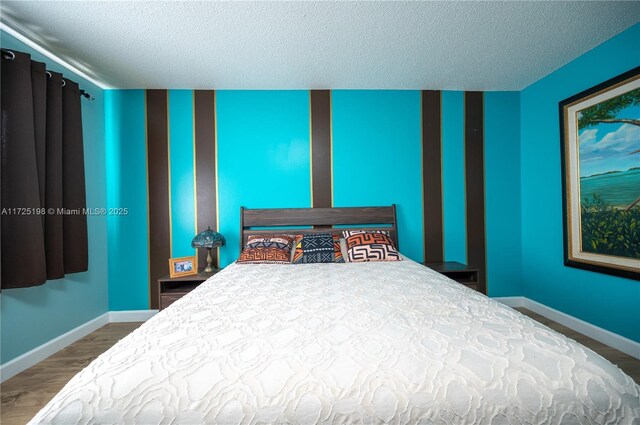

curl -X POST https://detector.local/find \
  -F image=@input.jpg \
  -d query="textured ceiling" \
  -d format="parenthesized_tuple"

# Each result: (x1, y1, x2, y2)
(1, 1, 639, 90)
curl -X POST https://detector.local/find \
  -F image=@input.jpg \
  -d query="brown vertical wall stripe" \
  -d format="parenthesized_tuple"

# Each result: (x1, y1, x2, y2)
(194, 90, 218, 268)
(310, 90, 332, 209)
(464, 91, 487, 294)
(146, 90, 170, 309)
(422, 90, 444, 262)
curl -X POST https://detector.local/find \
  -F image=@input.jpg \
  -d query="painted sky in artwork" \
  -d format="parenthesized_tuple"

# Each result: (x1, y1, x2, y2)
(578, 104, 640, 178)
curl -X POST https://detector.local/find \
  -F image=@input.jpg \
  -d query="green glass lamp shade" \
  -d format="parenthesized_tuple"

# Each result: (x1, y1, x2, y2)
(191, 227, 226, 249)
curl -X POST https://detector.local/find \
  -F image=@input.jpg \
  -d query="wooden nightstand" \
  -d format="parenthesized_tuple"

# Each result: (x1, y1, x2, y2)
(157, 271, 218, 311)
(424, 262, 480, 292)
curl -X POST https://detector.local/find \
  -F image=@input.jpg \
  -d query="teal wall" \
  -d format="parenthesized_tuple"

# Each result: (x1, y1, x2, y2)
(485, 92, 522, 297)
(441, 91, 467, 264)
(105, 89, 522, 311)
(217, 91, 311, 266)
(332, 91, 423, 261)
(0, 31, 109, 364)
(520, 23, 640, 342)
(168, 90, 197, 259)
(105, 90, 149, 311)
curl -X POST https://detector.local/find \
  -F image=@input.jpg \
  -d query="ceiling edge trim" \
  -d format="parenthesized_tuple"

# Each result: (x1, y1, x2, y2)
(0, 21, 111, 90)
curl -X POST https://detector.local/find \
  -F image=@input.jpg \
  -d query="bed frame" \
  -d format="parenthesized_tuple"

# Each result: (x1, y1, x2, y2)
(239, 205, 398, 251)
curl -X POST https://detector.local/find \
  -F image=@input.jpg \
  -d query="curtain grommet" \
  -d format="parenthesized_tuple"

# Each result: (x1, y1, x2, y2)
(2, 50, 15, 60)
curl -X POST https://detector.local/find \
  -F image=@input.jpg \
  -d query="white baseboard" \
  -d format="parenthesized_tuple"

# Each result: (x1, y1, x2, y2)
(109, 310, 158, 322)
(493, 296, 640, 360)
(0, 313, 109, 383)
(0, 310, 157, 383)
(491, 296, 525, 308)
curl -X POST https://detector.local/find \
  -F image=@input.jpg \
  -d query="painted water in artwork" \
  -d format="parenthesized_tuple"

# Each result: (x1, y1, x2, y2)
(578, 88, 640, 259)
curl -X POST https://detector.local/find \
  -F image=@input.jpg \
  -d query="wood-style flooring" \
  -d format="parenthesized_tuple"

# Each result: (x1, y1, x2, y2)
(1, 323, 142, 425)
(1, 310, 638, 424)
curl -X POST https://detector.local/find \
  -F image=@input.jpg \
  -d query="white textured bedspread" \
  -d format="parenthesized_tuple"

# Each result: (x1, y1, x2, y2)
(31, 259, 640, 424)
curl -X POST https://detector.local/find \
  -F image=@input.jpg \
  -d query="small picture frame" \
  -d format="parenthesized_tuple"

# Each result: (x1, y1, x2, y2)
(169, 256, 198, 278)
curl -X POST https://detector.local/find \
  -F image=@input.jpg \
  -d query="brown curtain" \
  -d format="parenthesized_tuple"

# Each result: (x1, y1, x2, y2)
(1, 49, 88, 289)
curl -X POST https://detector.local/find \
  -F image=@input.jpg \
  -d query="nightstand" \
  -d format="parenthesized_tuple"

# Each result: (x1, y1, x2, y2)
(424, 262, 479, 292)
(157, 271, 217, 311)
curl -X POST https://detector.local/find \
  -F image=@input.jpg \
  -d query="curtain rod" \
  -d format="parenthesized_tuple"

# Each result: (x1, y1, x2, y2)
(2, 48, 94, 101)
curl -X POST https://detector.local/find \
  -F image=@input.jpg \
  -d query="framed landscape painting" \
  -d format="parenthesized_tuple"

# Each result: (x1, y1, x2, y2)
(560, 66, 639, 280)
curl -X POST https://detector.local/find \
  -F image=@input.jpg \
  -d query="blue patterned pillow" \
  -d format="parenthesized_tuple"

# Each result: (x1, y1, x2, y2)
(292, 233, 335, 264)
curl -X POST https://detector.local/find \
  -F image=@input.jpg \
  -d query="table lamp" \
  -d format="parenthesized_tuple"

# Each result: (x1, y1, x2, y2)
(191, 227, 225, 273)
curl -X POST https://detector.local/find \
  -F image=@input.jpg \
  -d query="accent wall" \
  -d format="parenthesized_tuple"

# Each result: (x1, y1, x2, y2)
(0, 31, 108, 364)
(332, 91, 422, 261)
(520, 23, 640, 342)
(106, 89, 523, 311)
(105, 90, 149, 311)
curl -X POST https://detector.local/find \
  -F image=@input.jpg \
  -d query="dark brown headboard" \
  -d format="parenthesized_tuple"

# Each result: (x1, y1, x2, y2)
(240, 205, 398, 251)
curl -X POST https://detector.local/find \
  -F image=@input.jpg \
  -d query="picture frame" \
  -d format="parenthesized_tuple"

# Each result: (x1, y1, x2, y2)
(168, 255, 198, 278)
(559, 66, 639, 280)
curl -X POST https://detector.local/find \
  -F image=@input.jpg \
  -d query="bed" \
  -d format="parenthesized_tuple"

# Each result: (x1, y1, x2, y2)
(30, 207, 640, 424)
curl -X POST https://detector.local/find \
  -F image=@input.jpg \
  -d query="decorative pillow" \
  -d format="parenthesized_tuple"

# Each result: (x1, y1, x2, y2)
(291, 233, 345, 263)
(342, 230, 402, 262)
(292, 233, 334, 264)
(237, 234, 295, 264)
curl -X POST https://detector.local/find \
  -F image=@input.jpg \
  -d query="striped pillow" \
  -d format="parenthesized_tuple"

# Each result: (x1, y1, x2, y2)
(342, 230, 401, 262)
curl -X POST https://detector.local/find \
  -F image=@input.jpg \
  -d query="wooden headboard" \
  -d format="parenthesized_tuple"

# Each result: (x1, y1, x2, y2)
(240, 205, 398, 251)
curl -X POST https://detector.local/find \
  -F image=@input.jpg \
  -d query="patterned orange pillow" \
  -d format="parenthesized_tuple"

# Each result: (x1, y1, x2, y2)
(342, 230, 401, 262)
(237, 235, 295, 264)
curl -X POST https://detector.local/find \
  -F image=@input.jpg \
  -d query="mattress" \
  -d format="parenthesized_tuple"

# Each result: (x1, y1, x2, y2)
(30, 258, 640, 424)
